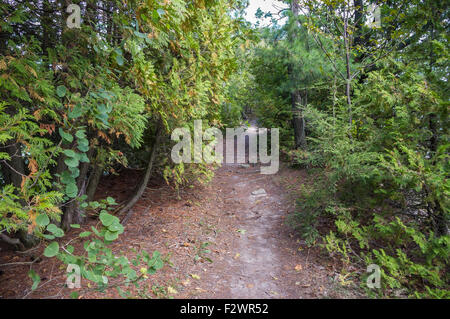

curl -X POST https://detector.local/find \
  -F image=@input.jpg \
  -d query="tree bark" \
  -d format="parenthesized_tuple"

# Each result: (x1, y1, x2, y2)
(119, 121, 162, 218)
(0, 233, 25, 251)
(5, 144, 25, 190)
(289, 0, 306, 149)
(344, 12, 353, 128)
(86, 163, 103, 202)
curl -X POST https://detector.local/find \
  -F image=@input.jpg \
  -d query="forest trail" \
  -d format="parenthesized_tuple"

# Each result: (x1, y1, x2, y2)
(200, 161, 293, 298)
(178, 123, 356, 299)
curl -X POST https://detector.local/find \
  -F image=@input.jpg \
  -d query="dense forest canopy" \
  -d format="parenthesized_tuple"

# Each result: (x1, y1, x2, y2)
(0, 0, 448, 298)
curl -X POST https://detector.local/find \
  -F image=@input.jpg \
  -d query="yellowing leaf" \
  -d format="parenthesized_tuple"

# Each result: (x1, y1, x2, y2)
(167, 286, 178, 294)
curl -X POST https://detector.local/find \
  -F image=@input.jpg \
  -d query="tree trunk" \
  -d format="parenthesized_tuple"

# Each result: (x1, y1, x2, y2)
(61, 149, 92, 230)
(344, 14, 353, 128)
(289, 0, 306, 149)
(119, 121, 162, 218)
(291, 88, 306, 149)
(86, 164, 103, 202)
(0, 233, 25, 251)
(5, 144, 25, 190)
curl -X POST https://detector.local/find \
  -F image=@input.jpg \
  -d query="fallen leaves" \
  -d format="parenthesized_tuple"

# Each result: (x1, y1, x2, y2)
(181, 278, 191, 287)
(294, 264, 303, 272)
(195, 287, 206, 293)
(167, 286, 178, 294)
(190, 274, 200, 280)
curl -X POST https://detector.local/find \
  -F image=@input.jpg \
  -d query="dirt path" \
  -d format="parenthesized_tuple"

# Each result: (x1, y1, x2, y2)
(183, 123, 357, 299)
(201, 163, 291, 298)
(202, 122, 297, 298)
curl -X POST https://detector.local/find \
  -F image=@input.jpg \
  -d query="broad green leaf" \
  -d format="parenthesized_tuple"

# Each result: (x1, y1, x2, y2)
(77, 144, 89, 153)
(59, 128, 73, 143)
(78, 151, 90, 162)
(108, 222, 124, 234)
(36, 214, 50, 227)
(106, 197, 117, 205)
(70, 291, 79, 299)
(64, 157, 79, 168)
(68, 105, 83, 119)
(65, 183, 78, 198)
(75, 130, 86, 139)
(63, 149, 76, 158)
(99, 212, 116, 227)
(60, 170, 75, 184)
(56, 85, 67, 97)
(46, 224, 64, 237)
(43, 241, 59, 257)
(68, 166, 80, 178)
(104, 230, 119, 241)
(116, 54, 124, 66)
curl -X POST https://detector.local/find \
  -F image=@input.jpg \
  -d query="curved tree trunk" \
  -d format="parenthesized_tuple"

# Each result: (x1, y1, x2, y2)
(119, 121, 162, 222)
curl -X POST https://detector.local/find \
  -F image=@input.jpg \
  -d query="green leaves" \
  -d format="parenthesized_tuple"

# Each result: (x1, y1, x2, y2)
(99, 211, 116, 227)
(77, 141, 89, 153)
(106, 197, 117, 205)
(41, 222, 64, 240)
(60, 136, 89, 198)
(47, 224, 64, 237)
(79, 231, 92, 238)
(147, 251, 164, 273)
(36, 214, 50, 227)
(64, 157, 79, 168)
(59, 128, 73, 143)
(68, 105, 83, 119)
(79, 152, 89, 163)
(56, 85, 67, 98)
(105, 230, 119, 241)
(63, 149, 76, 158)
(75, 130, 86, 139)
(134, 31, 147, 38)
(99, 212, 124, 242)
(65, 182, 78, 198)
(115, 54, 124, 66)
(28, 270, 41, 291)
(43, 241, 59, 257)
